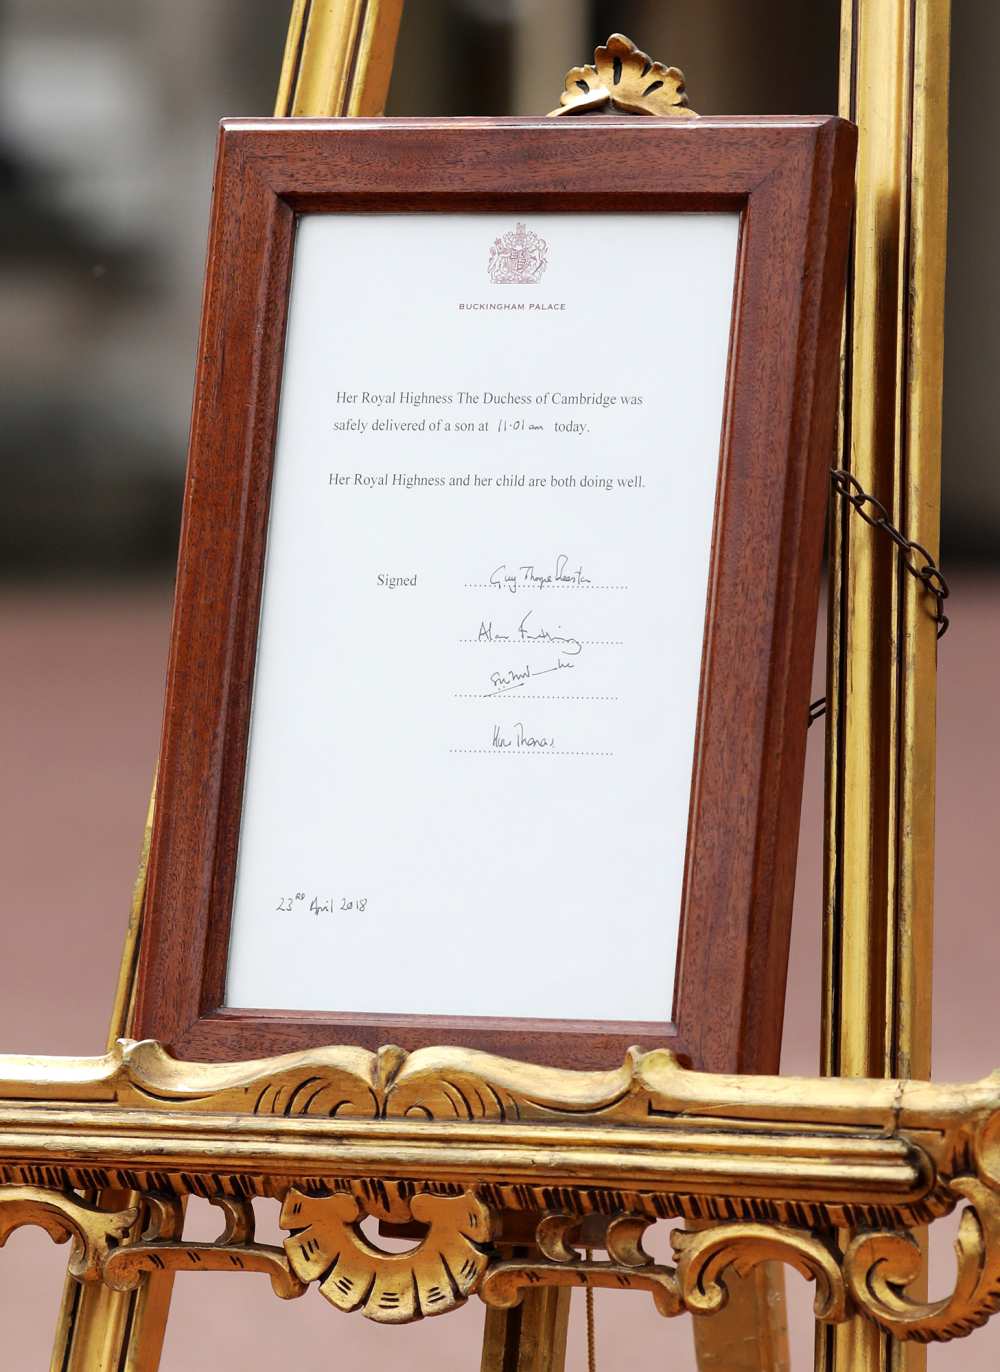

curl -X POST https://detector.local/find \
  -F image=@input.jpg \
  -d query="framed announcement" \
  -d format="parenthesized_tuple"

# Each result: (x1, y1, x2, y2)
(134, 116, 855, 1071)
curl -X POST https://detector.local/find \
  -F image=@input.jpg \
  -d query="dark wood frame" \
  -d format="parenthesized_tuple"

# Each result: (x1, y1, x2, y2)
(133, 116, 855, 1072)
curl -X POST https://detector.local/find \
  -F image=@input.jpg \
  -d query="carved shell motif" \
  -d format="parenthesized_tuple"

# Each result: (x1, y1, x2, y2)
(549, 33, 696, 119)
(280, 1189, 493, 1323)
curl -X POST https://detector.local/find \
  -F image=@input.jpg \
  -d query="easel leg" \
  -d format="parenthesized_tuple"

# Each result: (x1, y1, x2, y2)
(481, 1288, 571, 1372)
(50, 783, 162, 1372)
(822, 0, 949, 1370)
(691, 1263, 790, 1372)
(51, 1265, 176, 1372)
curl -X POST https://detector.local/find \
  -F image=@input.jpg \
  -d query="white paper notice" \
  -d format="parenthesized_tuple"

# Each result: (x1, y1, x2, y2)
(226, 211, 739, 1023)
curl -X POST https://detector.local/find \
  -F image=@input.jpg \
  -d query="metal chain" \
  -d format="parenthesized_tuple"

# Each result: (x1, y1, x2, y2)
(808, 468, 950, 727)
(830, 468, 951, 635)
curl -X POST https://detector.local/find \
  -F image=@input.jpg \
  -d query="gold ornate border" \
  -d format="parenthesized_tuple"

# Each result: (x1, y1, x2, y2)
(2, 1040, 1000, 1339)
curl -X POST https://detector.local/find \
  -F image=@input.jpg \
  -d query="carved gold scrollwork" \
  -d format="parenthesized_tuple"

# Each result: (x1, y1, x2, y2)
(548, 34, 697, 119)
(102, 1193, 305, 1299)
(483, 1212, 851, 1328)
(280, 1188, 493, 1323)
(116, 1039, 680, 1126)
(486, 1190, 1000, 1344)
(845, 1176, 1000, 1342)
(480, 1211, 682, 1318)
(481, 1256, 683, 1318)
(0, 1186, 137, 1281)
(672, 1222, 848, 1324)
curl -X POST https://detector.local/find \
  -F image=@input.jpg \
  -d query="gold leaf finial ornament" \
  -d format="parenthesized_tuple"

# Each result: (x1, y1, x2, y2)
(549, 33, 697, 118)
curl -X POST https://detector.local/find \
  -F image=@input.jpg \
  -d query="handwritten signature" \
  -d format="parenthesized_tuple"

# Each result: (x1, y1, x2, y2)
(487, 660, 574, 696)
(492, 722, 554, 750)
(477, 611, 582, 656)
(489, 554, 592, 594)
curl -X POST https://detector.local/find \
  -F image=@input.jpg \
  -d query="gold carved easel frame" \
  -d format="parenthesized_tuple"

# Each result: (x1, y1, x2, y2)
(0, 4, 962, 1371)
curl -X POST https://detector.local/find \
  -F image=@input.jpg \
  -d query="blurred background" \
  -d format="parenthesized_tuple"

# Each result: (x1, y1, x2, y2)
(0, 1, 996, 1367)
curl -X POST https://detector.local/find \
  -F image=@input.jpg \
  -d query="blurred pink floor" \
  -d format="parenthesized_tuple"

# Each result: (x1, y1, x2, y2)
(0, 577, 997, 1368)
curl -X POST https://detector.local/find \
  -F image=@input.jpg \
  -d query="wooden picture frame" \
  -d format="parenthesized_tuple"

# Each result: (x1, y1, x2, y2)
(133, 115, 855, 1071)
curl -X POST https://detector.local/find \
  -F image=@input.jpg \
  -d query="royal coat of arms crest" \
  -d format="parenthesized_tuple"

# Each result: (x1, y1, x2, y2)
(488, 223, 548, 285)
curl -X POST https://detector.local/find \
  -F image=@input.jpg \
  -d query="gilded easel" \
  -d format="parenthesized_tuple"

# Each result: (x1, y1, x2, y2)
(1, 3, 955, 1371)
